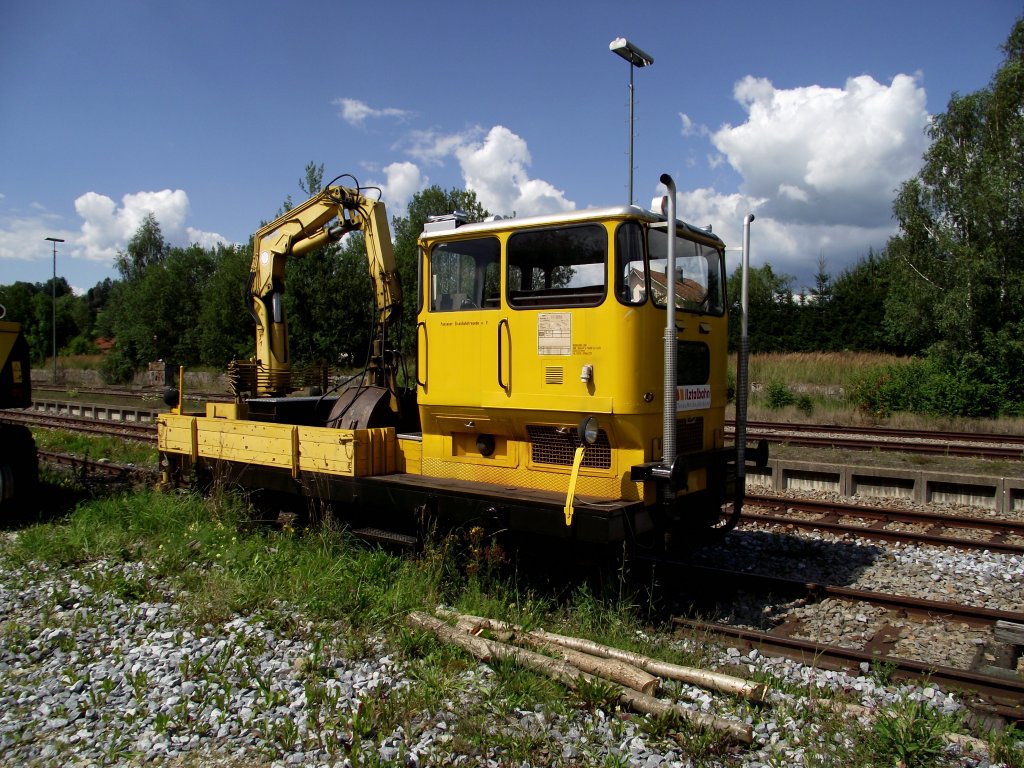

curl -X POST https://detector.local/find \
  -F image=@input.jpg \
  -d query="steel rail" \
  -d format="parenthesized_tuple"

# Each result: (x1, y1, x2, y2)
(31, 383, 232, 402)
(0, 411, 156, 441)
(645, 560, 1024, 628)
(22, 398, 1024, 458)
(740, 420, 1024, 446)
(672, 616, 1024, 721)
(743, 494, 1024, 555)
(727, 421, 1024, 460)
(38, 450, 159, 481)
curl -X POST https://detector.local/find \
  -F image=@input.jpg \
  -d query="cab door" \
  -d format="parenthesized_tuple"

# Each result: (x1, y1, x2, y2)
(418, 236, 503, 409)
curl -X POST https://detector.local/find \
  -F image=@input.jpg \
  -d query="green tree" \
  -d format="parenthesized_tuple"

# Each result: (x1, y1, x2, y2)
(728, 263, 797, 352)
(827, 248, 898, 352)
(28, 277, 77, 365)
(0, 282, 44, 361)
(115, 212, 167, 281)
(67, 278, 115, 354)
(102, 219, 217, 382)
(197, 243, 253, 367)
(883, 16, 1024, 412)
(283, 234, 375, 368)
(299, 161, 324, 198)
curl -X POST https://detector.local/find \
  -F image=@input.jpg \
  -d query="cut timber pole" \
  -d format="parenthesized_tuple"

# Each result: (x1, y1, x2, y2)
(409, 612, 752, 744)
(447, 611, 767, 703)
(485, 626, 660, 695)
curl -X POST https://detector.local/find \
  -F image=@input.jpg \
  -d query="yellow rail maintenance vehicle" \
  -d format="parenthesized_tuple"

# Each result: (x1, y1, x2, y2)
(0, 304, 38, 512)
(157, 173, 765, 546)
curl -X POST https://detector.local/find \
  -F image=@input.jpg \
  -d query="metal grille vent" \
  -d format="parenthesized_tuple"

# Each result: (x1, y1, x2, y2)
(676, 417, 704, 455)
(544, 367, 564, 384)
(677, 341, 710, 385)
(527, 425, 612, 469)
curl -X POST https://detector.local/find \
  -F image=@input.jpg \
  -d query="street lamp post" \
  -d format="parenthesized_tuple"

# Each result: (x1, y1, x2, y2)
(609, 37, 654, 205)
(45, 237, 64, 383)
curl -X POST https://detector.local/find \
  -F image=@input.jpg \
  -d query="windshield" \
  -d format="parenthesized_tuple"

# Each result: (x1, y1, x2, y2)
(647, 229, 724, 315)
(507, 224, 606, 308)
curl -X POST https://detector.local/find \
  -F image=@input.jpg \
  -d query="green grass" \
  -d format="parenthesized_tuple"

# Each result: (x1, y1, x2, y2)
(736, 351, 905, 390)
(7, 487, 440, 631)
(731, 351, 1024, 434)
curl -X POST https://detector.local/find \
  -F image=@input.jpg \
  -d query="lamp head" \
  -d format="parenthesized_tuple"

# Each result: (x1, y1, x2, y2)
(609, 38, 654, 67)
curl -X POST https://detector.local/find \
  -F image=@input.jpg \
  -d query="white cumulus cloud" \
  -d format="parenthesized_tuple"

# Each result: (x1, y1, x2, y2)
(0, 212, 69, 262)
(712, 73, 928, 228)
(671, 73, 930, 287)
(335, 98, 409, 126)
(405, 128, 485, 165)
(74, 189, 226, 263)
(376, 161, 427, 215)
(382, 125, 575, 219)
(454, 126, 574, 217)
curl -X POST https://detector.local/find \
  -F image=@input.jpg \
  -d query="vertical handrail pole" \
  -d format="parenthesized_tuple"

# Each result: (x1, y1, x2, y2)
(659, 174, 678, 463)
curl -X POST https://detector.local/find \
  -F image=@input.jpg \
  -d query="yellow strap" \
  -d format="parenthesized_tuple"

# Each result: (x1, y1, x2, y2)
(189, 417, 199, 462)
(563, 446, 585, 526)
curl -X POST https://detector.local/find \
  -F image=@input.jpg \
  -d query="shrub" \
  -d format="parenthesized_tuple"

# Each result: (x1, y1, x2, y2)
(100, 349, 137, 385)
(796, 394, 814, 416)
(764, 380, 795, 410)
(851, 356, 1003, 418)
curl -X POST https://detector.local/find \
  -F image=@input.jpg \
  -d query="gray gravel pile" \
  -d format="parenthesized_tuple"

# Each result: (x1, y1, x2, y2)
(0, 548, 1015, 767)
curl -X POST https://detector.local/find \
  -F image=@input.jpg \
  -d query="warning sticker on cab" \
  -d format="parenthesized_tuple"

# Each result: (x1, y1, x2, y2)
(676, 385, 711, 411)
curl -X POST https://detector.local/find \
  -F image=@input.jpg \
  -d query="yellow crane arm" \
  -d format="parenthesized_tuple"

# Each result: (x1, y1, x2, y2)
(248, 183, 401, 397)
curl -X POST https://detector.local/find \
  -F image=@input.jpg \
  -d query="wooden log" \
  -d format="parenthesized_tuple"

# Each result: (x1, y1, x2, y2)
(409, 611, 752, 743)
(483, 627, 660, 695)
(449, 611, 767, 703)
(408, 611, 495, 660)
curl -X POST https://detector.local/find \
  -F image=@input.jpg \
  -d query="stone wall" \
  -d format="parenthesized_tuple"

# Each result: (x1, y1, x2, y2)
(31, 365, 229, 393)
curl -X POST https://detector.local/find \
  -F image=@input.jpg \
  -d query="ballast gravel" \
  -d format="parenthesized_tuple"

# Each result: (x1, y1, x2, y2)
(2, 495, 1024, 765)
(0, 550, 1017, 768)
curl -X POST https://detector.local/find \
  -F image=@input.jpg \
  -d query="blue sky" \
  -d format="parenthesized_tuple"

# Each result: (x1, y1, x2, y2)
(1, 1, 1020, 296)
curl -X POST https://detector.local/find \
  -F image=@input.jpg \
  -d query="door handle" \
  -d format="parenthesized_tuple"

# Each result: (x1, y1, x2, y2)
(416, 321, 427, 388)
(497, 318, 511, 393)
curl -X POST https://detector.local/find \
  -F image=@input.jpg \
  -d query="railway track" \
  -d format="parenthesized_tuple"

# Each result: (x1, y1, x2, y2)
(30, 383, 232, 402)
(37, 450, 159, 481)
(729, 420, 1024, 460)
(652, 560, 1023, 629)
(657, 493, 1024, 723)
(650, 559, 1024, 722)
(8, 403, 1022, 534)
(672, 615, 1024, 722)
(742, 493, 1024, 554)
(0, 409, 156, 441)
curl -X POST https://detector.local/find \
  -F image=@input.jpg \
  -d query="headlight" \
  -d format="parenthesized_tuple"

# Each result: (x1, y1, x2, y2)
(476, 434, 496, 457)
(578, 415, 600, 446)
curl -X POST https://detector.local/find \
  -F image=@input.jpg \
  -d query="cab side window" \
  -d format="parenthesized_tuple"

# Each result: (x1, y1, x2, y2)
(614, 221, 645, 305)
(429, 237, 500, 311)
